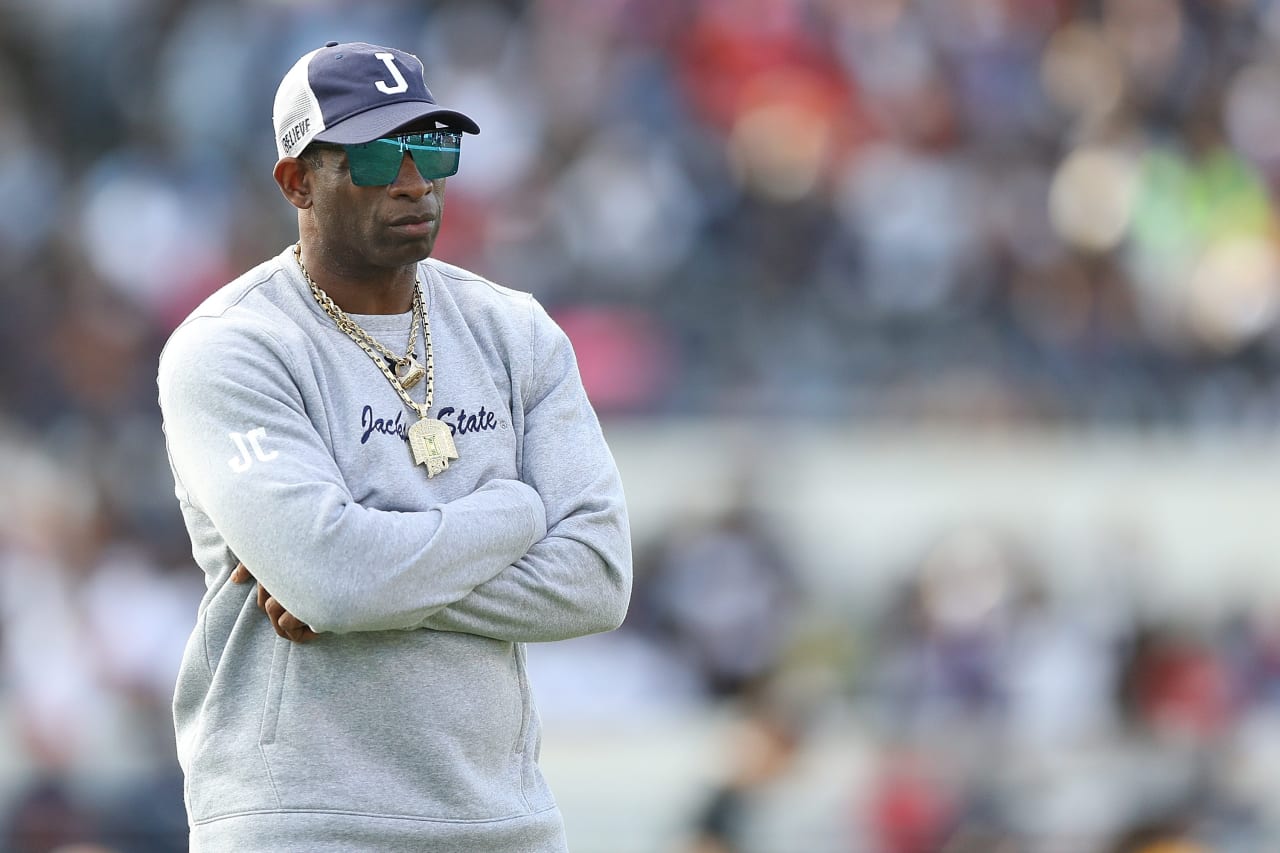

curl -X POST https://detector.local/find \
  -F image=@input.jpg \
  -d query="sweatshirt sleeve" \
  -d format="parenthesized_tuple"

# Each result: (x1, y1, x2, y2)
(157, 316, 547, 635)
(417, 298, 632, 642)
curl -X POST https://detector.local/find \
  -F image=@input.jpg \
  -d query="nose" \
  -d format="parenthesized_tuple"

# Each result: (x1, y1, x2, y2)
(388, 151, 433, 199)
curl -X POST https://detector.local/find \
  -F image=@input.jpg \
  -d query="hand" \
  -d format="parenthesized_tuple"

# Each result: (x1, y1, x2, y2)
(230, 562, 319, 643)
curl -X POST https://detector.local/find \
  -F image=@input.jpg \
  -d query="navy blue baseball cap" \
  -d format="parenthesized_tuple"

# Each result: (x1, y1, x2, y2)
(272, 41, 480, 159)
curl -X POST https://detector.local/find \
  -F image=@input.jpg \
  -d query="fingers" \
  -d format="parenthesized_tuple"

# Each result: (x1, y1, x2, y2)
(264, 595, 317, 643)
(284, 625, 318, 643)
(234, 566, 316, 643)
(264, 595, 287, 633)
(277, 610, 319, 644)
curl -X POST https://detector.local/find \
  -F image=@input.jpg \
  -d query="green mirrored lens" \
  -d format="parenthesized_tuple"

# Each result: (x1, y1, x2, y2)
(345, 142, 404, 186)
(406, 133, 461, 182)
(344, 132, 462, 186)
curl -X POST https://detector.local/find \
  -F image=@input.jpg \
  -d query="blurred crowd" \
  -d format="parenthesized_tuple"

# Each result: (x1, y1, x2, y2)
(3, 0, 1280, 850)
(8, 0, 1280, 426)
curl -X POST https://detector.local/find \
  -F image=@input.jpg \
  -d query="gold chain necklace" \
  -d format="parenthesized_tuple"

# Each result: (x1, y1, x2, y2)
(297, 246, 425, 388)
(295, 245, 458, 477)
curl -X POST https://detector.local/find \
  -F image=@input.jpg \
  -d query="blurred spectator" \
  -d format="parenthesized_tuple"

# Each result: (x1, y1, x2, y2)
(0, 777, 103, 853)
(1106, 818, 1208, 853)
(863, 741, 960, 853)
(640, 502, 801, 700)
(681, 698, 805, 853)
(1119, 623, 1236, 742)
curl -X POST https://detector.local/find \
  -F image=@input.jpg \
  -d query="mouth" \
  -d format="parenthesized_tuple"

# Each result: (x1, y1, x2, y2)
(388, 214, 436, 236)
(390, 213, 434, 226)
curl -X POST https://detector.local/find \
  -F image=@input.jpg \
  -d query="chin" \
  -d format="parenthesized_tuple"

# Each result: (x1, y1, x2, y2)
(380, 235, 437, 267)
(410, 238, 437, 263)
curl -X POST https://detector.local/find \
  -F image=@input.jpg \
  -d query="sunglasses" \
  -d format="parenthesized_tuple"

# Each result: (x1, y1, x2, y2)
(341, 131, 462, 187)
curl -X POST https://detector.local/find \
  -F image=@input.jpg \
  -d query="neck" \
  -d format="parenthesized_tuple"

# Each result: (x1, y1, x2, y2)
(295, 241, 417, 315)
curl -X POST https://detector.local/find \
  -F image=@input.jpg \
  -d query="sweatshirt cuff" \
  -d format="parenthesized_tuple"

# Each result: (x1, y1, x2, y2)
(506, 479, 547, 550)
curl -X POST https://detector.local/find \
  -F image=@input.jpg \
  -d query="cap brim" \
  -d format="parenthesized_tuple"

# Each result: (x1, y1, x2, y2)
(314, 101, 480, 144)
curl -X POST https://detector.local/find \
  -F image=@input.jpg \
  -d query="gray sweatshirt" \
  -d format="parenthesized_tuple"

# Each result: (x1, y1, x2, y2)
(157, 246, 632, 852)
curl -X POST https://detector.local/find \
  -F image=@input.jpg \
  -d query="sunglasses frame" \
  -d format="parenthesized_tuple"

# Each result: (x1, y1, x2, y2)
(341, 131, 463, 187)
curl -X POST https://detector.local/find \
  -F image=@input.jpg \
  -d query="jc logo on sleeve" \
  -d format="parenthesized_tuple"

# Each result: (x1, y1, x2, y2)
(228, 427, 278, 473)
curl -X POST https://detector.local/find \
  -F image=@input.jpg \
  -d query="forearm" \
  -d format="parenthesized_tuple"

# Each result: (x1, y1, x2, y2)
(230, 477, 546, 634)
(419, 505, 632, 642)
(419, 418, 632, 642)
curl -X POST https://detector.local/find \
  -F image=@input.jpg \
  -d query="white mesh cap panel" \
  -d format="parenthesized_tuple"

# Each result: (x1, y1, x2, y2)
(272, 49, 326, 158)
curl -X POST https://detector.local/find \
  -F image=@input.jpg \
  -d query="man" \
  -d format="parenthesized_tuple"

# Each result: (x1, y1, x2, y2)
(157, 41, 632, 852)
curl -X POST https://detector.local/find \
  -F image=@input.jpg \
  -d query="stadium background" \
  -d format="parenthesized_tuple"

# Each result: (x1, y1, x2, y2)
(2, 0, 1280, 851)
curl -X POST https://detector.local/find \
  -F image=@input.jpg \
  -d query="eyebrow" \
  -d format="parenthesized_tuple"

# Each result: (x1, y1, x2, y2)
(303, 143, 349, 169)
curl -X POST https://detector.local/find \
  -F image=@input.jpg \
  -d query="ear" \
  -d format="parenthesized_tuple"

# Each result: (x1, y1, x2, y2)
(274, 157, 313, 210)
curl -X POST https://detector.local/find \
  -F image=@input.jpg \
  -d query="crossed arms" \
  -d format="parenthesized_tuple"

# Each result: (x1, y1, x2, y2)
(159, 298, 632, 644)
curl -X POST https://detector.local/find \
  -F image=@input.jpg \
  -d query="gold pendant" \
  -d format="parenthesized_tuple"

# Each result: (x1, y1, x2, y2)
(396, 359, 426, 390)
(408, 417, 458, 478)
